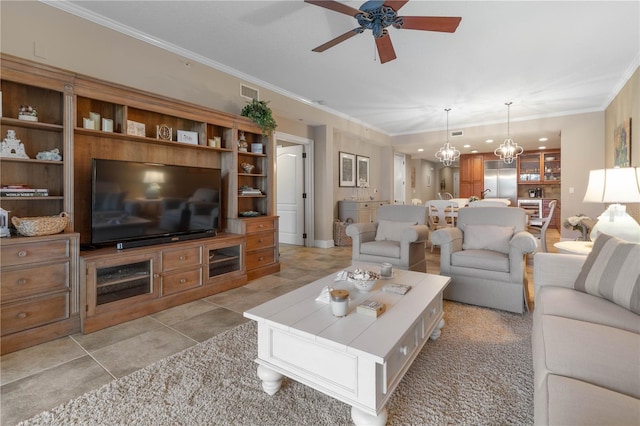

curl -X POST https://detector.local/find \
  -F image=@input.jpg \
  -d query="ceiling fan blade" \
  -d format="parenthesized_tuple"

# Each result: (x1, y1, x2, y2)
(312, 28, 361, 52)
(304, 0, 362, 17)
(400, 16, 462, 32)
(375, 32, 397, 64)
(383, 0, 409, 12)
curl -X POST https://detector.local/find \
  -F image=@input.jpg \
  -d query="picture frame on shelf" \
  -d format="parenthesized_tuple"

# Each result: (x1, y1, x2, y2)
(126, 120, 146, 137)
(339, 151, 356, 187)
(356, 155, 370, 188)
(177, 130, 198, 145)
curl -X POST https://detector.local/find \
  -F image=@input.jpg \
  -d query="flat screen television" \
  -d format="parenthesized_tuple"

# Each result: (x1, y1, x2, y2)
(91, 159, 222, 249)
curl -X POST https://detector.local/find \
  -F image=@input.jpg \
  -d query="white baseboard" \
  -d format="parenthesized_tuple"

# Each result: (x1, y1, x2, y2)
(313, 239, 336, 249)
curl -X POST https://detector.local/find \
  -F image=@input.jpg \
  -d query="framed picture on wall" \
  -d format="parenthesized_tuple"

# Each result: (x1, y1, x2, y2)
(339, 151, 356, 187)
(357, 155, 370, 188)
(614, 117, 631, 167)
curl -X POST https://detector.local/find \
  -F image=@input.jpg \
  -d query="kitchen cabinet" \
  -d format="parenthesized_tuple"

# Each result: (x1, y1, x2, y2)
(459, 154, 484, 198)
(518, 150, 561, 184)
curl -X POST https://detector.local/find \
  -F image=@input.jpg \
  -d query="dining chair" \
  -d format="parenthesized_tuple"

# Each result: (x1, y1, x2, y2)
(426, 200, 458, 252)
(527, 200, 557, 252)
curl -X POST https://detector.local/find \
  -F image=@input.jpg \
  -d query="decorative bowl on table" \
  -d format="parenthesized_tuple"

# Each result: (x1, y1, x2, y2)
(347, 269, 380, 292)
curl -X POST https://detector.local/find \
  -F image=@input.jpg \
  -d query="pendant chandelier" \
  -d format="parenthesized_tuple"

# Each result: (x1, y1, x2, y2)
(435, 108, 460, 166)
(494, 102, 523, 164)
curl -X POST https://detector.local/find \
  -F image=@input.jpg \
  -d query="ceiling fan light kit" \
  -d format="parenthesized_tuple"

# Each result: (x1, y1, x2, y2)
(435, 108, 460, 167)
(305, 0, 461, 64)
(494, 102, 524, 164)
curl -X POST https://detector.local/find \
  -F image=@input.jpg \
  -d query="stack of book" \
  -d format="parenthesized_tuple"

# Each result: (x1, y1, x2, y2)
(239, 186, 262, 195)
(356, 300, 386, 317)
(1, 186, 49, 197)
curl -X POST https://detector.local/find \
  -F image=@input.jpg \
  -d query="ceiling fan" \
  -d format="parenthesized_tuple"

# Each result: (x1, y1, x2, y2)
(305, 0, 461, 64)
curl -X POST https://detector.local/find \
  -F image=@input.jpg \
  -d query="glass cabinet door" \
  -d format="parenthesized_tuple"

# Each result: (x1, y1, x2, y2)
(518, 153, 541, 182)
(208, 245, 241, 278)
(543, 152, 561, 182)
(95, 260, 152, 305)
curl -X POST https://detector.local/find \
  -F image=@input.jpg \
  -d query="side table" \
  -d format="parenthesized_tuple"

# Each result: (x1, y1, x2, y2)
(553, 241, 593, 255)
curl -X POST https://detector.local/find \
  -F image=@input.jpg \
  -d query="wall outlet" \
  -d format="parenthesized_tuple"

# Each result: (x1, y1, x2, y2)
(373, 188, 378, 193)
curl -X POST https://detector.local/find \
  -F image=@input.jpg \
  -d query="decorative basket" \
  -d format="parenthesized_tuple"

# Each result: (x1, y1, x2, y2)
(333, 219, 353, 247)
(11, 212, 68, 236)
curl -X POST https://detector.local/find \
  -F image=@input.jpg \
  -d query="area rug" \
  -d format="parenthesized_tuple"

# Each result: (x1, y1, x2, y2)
(20, 301, 533, 425)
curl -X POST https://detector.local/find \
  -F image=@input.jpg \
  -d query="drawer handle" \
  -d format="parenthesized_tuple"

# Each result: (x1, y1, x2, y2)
(180, 278, 186, 284)
(17, 312, 28, 319)
(17, 278, 28, 285)
(399, 345, 409, 356)
(154, 273, 160, 278)
(258, 238, 263, 243)
(258, 224, 264, 228)
(258, 256, 264, 261)
(430, 308, 437, 317)
(179, 256, 186, 261)
(18, 250, 28, 257)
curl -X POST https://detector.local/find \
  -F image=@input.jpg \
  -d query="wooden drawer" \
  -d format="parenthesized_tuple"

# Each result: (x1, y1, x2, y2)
(246, 218, 275, 234)
(246, 248, 275, 270)
(162, 246, 202, 272)
(1, 262, 69, 302)
(1, 293, 69, 336)
(1, 239, 69, 266)
(162, 267, 202, 296)
(246, 232, 275, 251)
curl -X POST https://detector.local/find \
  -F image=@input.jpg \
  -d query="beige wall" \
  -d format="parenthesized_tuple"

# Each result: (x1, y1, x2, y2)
(605, 68, 639, 222)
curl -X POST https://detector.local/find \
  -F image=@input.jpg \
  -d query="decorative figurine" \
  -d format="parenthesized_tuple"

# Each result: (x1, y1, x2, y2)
(0, 208, 10, 238)
(36, 148, 62, 161)
(238, 131, 248, 152)
(0, 130, 29, 158)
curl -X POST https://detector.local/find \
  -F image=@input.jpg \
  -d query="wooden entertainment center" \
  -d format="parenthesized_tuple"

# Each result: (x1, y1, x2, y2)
(0, 54, 279, 354)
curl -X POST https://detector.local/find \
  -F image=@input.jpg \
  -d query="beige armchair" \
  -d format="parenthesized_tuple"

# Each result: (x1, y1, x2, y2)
(431, 206, 537, 313)
(346, 205, 429, 272)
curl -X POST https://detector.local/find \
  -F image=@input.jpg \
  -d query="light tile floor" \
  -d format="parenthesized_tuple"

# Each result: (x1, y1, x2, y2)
(0, 230, 559, 426)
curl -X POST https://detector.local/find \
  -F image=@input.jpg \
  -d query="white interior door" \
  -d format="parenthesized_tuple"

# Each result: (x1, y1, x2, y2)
(277, 144, 304, 245)
(394, 153, 406, 204)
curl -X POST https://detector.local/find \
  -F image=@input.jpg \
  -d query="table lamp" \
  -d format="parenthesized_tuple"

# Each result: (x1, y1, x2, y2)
(143, 170, 165, 199)
(583, 167, 640, 242)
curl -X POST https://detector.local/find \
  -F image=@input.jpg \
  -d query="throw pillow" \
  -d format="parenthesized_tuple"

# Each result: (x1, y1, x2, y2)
(574, 233, 640, 314)
(375, 220, 417, 242)
(462, 225, 514, 254)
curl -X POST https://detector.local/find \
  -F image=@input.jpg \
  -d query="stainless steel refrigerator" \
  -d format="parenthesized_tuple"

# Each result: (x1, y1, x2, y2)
(483, 160, 517, 205)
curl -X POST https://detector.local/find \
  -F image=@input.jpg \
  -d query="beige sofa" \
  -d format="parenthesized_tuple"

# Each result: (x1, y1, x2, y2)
(532, 250, 640, 425)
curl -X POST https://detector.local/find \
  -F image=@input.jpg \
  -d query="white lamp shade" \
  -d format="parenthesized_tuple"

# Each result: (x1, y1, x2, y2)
(143, 171, 165, 184)
(583, 168, 640, 203)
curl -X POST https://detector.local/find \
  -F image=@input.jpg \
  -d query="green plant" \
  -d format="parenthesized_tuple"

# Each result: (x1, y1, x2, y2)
(240, 99, 277, 137)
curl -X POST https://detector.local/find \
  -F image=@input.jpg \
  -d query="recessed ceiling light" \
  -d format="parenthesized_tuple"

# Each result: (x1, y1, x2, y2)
(463, 144, 471, 148)
(539, 137, 548, 142)
(471, 149, 478, 153)
(485, 139, 494, 143)
(538, 146, 546, 150)
(418, 148, 424, 152)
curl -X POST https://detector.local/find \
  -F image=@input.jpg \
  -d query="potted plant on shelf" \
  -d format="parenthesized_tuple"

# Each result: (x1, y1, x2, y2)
(240, 98, 277, 137)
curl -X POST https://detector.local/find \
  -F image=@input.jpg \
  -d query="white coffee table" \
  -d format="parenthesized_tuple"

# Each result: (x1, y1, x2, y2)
(244, 264, 451, 426)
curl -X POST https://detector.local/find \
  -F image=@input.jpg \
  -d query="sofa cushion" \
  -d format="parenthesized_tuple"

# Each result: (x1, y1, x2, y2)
(375, 220, 417, 242)
(451, 249, 509, 272)
(536, 286, 640, 334)
(540, 314, 640, 400)
(361, 240, 401, 258)
(545, 375, 640, 426)
(574, 233, 640, 314)
(462, 225, 514, 254)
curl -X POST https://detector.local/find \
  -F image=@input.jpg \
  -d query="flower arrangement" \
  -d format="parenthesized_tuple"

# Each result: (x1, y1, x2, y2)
(18, 105, 38, 122)
(18, 105, 37, 117)
(240, 99, 277, 137)
(469, 195, 479, 202)
(564, 214, 592, 241)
